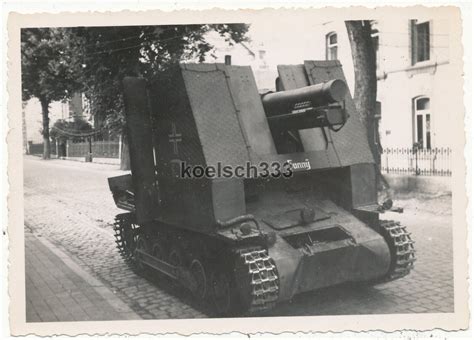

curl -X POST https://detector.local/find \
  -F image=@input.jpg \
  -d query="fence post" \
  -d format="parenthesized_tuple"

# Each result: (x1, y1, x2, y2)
(85, 137, 93, 162)
(415, 148, 419, 175)
(118, 135, 122, 162)
(412, 143, 420, 176)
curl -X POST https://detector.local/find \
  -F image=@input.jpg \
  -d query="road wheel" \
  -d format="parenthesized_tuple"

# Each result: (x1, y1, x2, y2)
(169, 246, 184, 268)
(209, 268, 238, 316)
(134, 235, 149, 273)
(168, 245, 185, 288)
(189, 258, 208, 300)
(151, 238, 166, 261)
(147, 236, 171, 282)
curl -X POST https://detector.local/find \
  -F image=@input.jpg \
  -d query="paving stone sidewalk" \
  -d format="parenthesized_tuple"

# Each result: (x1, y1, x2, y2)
(25, 230, 141, 322)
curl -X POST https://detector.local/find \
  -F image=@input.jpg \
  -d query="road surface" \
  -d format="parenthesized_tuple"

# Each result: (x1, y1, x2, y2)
(23, 156, 454, 319)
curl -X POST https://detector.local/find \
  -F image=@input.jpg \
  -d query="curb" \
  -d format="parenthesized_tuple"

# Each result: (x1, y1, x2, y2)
(34, 234, 141, 319)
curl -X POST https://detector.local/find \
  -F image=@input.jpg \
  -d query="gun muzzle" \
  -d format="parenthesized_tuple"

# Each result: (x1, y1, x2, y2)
(261, 79, 348, 117)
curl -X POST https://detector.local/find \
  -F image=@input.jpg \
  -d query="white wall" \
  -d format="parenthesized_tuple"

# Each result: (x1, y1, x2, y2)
(23, 98, 69, 144)
(273, 18, 455, 150)
(23, 93, 91, 146)
(376, 18, 453, 149)
(204, 31, 277, 91)
(24, 17, 456, 152)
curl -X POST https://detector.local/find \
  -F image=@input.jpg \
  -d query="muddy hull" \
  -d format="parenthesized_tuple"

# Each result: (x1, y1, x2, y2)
(269, 225, 390, 301)
(254, 199, 391, 302)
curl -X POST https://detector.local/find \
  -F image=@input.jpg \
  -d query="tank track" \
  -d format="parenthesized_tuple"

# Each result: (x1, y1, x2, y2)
(380, 220, 416, 281)
(236, 248, 280, 314)
(113, 213, 140, 268)
(112, 213, 280, 314)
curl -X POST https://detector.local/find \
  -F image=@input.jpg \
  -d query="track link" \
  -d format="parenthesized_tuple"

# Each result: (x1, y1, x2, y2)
(113, 213, 140, 269)
(113, 213, 280, 315)
(380, 220, 416, 281)
(237, 248, 280, 313)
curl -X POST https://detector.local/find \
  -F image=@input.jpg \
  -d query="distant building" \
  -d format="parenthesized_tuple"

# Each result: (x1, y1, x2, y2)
(314, 18, 454, 150)
(203, 31, 275, 92)
(205, 19, 455, 151)
(23, 92, 92, 150)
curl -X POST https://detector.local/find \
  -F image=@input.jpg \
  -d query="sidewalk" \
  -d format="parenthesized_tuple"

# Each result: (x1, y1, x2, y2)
(63, 156, 120, 165)
(27, 153, 120, 166)
(25, 230, 141, 322)
(25, 155, 123, 174)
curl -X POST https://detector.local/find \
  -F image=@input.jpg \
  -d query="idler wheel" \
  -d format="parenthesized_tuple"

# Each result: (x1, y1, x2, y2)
(189, 258, 207, 300)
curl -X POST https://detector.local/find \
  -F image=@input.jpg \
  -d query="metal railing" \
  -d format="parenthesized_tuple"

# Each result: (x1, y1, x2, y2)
(67, 140, 120, 158)
(27, 142, 57, 155)
(381, 147, 451, 176)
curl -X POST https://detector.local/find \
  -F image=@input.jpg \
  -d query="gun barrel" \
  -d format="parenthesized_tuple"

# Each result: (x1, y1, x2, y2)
(262, 79, 348, 117)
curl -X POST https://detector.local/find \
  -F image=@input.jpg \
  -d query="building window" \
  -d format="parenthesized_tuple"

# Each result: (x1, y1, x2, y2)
(258, 49, 268, 69)
(371, 26, 380, 70)
(413, 97, 431, 149)
(326, 32, 338, 60)
(61, 100, 69, 119)
(411, 20, 431, 64)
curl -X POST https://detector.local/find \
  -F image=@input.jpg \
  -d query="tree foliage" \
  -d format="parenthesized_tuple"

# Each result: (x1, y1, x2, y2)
(66, 24, 250, 137)
(21, 28, 82, 103)
(50, 117, 94, 142)
(21, 28, 83, 158)
(21, 24, 249, 161)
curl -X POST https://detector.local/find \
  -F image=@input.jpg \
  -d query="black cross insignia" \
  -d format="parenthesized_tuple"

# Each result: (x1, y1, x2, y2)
(168, 122, 182, 155)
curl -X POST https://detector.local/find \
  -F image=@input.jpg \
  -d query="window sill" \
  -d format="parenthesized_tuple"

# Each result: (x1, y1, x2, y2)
(376, 59, 449, 81)
(405, 60, 448, 78)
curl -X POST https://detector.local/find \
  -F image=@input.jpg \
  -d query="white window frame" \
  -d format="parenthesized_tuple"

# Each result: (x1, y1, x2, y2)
(326, 32, 338, 61)
(413, 96, 431, 149)
(371, 28, 380, 71)
(411, 20, 431, 65)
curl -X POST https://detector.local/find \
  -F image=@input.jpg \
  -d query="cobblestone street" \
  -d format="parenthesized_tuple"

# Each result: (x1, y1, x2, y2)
(23, 156, 454, 320)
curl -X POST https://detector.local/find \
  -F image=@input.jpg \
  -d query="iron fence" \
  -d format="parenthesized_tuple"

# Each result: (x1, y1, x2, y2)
(27, 142, 57, 155)
(381, 147, 451, 176)
(67, 140, 120, 158)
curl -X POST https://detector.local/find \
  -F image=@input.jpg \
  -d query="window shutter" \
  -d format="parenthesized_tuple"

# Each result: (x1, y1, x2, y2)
(429, 20, 434, 62)
(410, 19, 417, 65)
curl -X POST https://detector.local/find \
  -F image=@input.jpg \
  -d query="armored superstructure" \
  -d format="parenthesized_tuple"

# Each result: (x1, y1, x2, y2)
(108, 61, 415, 315)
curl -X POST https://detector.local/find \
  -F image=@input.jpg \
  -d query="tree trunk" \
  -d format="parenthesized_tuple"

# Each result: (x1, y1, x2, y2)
(120, 132, 131, 170)
(345, 21, 377, 156)
(40, 97, 51, 159)
(346, 21, 391, 194)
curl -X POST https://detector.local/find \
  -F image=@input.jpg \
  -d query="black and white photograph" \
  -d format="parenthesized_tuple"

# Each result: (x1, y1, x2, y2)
(5, 3, 469, 336)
